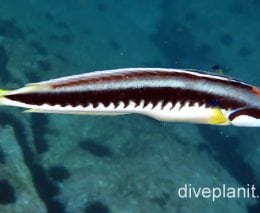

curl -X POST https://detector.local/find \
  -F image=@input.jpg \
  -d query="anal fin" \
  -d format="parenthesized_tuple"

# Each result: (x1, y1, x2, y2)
(24, 108, 129, 116)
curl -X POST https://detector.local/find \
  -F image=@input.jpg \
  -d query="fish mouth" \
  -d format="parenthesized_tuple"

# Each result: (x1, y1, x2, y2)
(227, 107, 260, 127)
(228, 107, 260, 120)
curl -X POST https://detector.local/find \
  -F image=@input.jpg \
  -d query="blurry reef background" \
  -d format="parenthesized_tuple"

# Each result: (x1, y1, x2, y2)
(0, 0, 260, 212)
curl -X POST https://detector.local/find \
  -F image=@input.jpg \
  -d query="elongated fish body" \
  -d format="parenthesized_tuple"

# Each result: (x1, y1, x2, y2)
(0, 68, 260, 127)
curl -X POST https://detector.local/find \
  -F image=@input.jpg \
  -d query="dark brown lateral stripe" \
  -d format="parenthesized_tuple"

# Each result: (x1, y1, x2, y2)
(50, 70, 253, 92)
(6, 87, 247, 110)
(229, 108, 260, 120)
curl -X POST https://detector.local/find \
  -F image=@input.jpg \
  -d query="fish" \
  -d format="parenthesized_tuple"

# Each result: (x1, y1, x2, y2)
(0, 68, 259, 127)
(211, 65, 224, 75)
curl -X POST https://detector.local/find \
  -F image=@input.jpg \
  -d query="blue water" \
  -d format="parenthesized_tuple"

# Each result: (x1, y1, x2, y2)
(0, 0, 259, 212)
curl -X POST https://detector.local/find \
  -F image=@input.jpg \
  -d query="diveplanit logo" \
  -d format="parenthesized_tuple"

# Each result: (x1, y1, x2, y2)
(177, 184, 259, 202)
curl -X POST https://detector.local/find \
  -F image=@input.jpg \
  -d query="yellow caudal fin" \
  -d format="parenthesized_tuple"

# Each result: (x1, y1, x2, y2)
(0, 89, 11, 105)
(0, 89, 10, 96)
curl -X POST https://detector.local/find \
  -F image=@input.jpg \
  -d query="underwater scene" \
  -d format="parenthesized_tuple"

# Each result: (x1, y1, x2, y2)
(0, 0, 260, 212)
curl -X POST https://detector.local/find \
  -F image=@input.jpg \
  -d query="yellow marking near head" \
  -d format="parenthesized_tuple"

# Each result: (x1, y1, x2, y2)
(210, 108, 230, 125)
